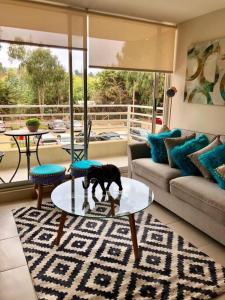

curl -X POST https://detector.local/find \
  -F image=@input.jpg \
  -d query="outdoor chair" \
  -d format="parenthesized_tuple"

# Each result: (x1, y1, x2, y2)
(0, 152, 5, 183)
(30, 164, 66, 209)
(62, 119, 92, 162)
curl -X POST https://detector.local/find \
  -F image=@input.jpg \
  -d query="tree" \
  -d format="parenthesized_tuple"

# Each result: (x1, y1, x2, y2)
(92, 70, 129, 104)
(8, 46, 67, 111)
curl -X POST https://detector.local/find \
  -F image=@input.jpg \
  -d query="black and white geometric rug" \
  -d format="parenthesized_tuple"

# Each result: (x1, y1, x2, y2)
(13, 201, 225, 300)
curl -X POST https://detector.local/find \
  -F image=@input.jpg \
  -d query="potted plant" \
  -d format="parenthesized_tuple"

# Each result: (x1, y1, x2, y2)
(26, 118, 40, 132)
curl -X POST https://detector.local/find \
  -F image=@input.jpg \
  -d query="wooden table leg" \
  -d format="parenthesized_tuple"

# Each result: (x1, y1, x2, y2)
(54, 212, 67, 246)
(37, 185, 43, 210)
(129, 214, 139, 261)
(111, 199, 115, 216)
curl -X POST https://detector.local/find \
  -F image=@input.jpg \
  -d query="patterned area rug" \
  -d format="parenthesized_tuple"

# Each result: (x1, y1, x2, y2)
(13, 201, 225, 300)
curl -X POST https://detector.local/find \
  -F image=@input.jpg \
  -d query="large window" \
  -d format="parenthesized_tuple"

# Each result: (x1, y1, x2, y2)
(0, 1, 174, 186)
(0, 41, 167, 185)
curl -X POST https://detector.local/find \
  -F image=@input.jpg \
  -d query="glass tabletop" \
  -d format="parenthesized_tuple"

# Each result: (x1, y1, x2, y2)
(4, 129, 49, 136)
(51, 177, 154, 219)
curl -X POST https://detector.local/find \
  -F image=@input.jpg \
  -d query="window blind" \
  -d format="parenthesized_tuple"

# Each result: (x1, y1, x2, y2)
(89, 13, 176, 72)
(0, 0, 87, 50)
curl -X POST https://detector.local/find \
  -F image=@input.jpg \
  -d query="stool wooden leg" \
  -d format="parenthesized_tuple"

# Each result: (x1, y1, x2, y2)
(37, 185, 43, 209)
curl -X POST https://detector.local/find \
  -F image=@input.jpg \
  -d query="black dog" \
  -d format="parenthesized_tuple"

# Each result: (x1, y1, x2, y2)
(82, 164, 123, 194)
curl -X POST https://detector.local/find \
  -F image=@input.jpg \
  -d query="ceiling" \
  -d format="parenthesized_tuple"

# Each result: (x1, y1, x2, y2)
(33, 0, 225, 24)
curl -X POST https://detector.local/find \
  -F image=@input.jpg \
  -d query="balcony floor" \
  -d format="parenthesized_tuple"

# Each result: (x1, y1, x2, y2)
(0, 155, 128, 184)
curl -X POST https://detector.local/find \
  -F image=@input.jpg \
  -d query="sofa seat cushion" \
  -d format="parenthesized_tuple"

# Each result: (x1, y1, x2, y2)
(170, 176, 225, 225)
(132, 158, 181, 191)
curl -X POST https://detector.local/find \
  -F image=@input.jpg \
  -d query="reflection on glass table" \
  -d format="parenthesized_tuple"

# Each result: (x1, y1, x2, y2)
(51, 177, 154, 261)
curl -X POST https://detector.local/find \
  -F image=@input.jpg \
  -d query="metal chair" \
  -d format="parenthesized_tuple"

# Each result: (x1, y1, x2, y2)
(62, 119, 92, 161)
(0, 152, 5, 183)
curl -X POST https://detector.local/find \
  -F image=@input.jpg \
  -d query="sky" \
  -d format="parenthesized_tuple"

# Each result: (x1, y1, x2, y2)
(0, 42, 101, 74)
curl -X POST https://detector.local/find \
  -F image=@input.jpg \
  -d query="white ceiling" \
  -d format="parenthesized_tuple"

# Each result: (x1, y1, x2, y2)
(34, 0, 225, 24)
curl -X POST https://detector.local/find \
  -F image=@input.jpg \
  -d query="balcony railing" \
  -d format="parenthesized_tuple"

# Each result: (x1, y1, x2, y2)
(0, 104, 163, 145)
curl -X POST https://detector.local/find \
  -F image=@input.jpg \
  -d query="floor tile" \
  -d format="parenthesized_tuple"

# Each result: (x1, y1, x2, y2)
(168, 219, 214, 248)
(200, 240, 225, 266)
(0, 266, 37, 300)
(0, 237, 26, 272)
(147, 202, 182, 225)
(0, 211, 18, 240)
(0, 200, 33, 213)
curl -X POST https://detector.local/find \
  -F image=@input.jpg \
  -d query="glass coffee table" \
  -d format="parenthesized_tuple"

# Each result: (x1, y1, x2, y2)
(51, 177, 154, 261)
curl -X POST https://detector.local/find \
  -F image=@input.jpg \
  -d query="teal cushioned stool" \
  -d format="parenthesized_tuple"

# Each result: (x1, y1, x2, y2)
(30, 164, 66, 209)
(71, 160, 102, 178)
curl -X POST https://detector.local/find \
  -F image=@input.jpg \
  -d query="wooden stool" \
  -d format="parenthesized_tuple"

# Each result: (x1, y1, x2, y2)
(30, 164, 66, 209)
(70, 160, 102, 178)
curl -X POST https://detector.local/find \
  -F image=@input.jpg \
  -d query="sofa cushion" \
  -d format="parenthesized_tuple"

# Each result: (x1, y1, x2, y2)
(199, 143, 225, 190)
(188, 137, 221, 179)
(170, 176, 225, 226)
(215, 164, 225, 189)
(147, 129, 181, 163)
(165, 133, 196, 168)
(132, 158, 181, 191)
(170, 134, 209, 176)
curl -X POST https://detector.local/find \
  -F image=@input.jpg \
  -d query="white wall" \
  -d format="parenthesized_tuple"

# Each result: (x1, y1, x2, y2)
(170, 8, 225, 134)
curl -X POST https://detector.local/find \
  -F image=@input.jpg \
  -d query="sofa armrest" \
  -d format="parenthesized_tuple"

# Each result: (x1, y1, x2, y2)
(128, 142, 150, 178)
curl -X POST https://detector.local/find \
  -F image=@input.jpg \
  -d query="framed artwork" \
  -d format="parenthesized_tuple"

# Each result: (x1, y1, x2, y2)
(184, 38, 225, 105)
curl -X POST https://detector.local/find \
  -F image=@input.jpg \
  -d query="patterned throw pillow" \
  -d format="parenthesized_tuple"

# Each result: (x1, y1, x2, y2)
(147, 129, 181, 163)
(165, 133, 196, 168)
(188, 137, 221, 179)
(170, 134, 209, 176)
(199, 143, 225, 189)
(214, 164, 225, 189)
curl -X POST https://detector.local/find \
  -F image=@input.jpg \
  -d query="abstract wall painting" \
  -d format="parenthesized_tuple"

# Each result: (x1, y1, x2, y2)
(184, 38, 225, 105)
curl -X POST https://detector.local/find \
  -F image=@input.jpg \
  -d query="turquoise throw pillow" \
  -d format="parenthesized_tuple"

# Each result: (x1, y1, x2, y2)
(148, 129, 181, 163)
(170, 134, 209, 176)
(199, 143, 225, 189)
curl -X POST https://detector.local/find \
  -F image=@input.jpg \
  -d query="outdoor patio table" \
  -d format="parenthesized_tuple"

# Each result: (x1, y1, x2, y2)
(4, 129, 49, 182)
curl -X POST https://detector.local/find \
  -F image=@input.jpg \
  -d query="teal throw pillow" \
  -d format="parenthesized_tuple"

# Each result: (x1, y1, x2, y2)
(199, 143, 225, 189)
(148, 129, 181, 163)
(214, 165, 225, 189)
(170, 134, 209, 176)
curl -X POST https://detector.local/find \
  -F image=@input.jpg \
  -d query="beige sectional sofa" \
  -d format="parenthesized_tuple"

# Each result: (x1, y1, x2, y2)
(128, 129, 225, 246)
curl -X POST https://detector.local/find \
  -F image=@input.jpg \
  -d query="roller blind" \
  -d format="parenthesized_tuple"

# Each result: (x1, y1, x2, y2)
(0, 0, 87, 49)
(89, 14, 176, 72)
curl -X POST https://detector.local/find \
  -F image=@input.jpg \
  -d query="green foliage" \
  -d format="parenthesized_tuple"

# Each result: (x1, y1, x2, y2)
(8, 44, 26, 61)
(7, 46, 67, 109)
(90, 70, 165, 106)
(73, 75, 96, 102)
(92, 70, 129, 104)
(26, 118, 40, 126)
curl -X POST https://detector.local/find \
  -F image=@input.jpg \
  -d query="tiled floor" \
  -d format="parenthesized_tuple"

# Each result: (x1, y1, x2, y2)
(0, 197, 225, 300)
